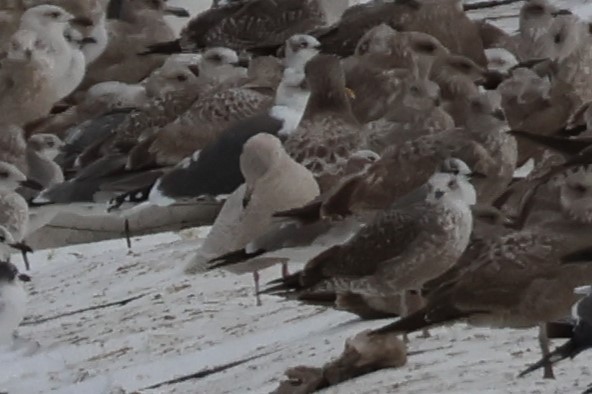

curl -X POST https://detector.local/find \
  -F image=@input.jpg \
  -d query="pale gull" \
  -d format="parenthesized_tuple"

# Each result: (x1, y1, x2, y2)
(0, 259, 31, 347)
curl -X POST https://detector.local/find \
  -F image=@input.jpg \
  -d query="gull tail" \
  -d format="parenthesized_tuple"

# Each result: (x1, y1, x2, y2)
(370, 304, 481, 336)
(107, 187, 151, 212)
(561, 246, 592, 264)
(260, 272, 303, 295)
(519, 339, 579, 377)
(139, 40, 183, 56)
(509, 130, 592, 156)
(207, 248, 266, 270)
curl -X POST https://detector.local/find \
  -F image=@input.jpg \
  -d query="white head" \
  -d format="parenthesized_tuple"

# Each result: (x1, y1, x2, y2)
(240, 133, 284, 185)
(546, 15, 589, 62)
(20, 5, 74, 32)
(28, 134, 64, 160)
(519, 0, 555, 38)
(284, 34, 321, 71)
(7, 28, 50, 63)
(485, 48, 519, 73)
(271, 67, 311, 137)
(199, 47, 243, 80)
(428, 161, 477, 206)
(0, 162, 28, 192)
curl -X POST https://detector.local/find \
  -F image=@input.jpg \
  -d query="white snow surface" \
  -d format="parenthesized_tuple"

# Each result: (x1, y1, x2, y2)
(1, 230, 591, 394)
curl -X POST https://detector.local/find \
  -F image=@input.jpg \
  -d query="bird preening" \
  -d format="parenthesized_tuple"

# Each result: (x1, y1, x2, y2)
(1, 0, 592, 392)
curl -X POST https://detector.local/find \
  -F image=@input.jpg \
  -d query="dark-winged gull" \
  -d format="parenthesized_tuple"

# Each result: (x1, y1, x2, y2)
(519, 285, 592, 378)
(145, 65, 311, 206)
(284, 54, 363, 193)
(142, 0, 326, 55)
(187, 133, 320, 303)
(263, 169, 475, 316)
(0, 259, 31, 347)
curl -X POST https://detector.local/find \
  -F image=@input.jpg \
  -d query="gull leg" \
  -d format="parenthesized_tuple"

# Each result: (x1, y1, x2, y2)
(538, 323, 555, 379)
(124, 219, 132, 251)
(21, 248, 31, 271)
(400, 292, 409, 344)
(281, 262, 289, 278)
(412, 289, 431, 338)
(254, 271, 262, 306)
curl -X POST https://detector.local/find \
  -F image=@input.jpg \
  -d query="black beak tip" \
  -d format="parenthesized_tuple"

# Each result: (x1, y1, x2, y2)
(18, 273, 31, 282)
(81, 37, 98, 44)
(553, 9, 573, 16)
(20, 179, 44, 191)
(470, 171, 488, 179)
(165, 7, 191, 17)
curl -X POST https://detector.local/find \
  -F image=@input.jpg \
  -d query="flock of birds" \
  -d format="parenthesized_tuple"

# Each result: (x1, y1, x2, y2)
(1, 0, 592, 391)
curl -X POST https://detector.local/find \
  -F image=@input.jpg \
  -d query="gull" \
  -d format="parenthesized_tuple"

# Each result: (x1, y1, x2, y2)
(284, 54, 363, 193)
(18, 5, 77, 93)
(0, 259, 31, 347)
(364, 75, 452, 154)
(519, 285, 592, 378)
(263, 167, 475, 315)
(0, 125, 27, 176)
(81, 0, 189, 87)
(127, 56, 283, 169)
(371, 164, 592, 379)
(26, 134, 65, 190)
(0, 162, 42, 269)
(144, 65, 311, 206)
(0, 28, 56, 127)
(142, 0, 326, 55)
(30, 81, 148, 137)
(187, 134, 320, 304)
(282, 34, 321, 71)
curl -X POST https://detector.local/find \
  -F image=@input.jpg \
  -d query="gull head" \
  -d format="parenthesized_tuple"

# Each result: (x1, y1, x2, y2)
(284, 34, 321, 71)
(240, 134, 284, 184)
(28, 133, 65, 161)
(21, 5, 74, 29)
(0, 259, 31, 284)
(355, 24, 397, 57)
(399, 76, 441, 111)
(429, 160, 477, 206)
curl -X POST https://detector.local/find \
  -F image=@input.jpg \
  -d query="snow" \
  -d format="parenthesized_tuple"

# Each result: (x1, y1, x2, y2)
(1, 229, 590, 394)
(3, 0, 592, 393)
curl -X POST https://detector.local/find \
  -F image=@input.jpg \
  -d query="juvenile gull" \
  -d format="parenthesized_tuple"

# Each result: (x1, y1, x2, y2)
(26, 134, 65, 189)
(128, 56, 283, 169)
(0, 259, 31, 347)
(146, 65, 311, 205)
(263, 169, 475, 312)
(81, 0, 189, 87)
(187, 134, 320, 301)
(284, 54, 363, 193)
(0, 29, 56, 127)
(371, 164, 592, 378)
(364, 75, 452, 154)
(143, 0, 326, 55)
(0, 125, 27, 176)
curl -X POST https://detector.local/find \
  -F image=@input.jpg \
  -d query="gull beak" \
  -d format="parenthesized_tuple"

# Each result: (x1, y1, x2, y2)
(237, 57, 251, 68)
(552, 9, 573, 16)
(71, 16, 94, 27)
(574, 285, 592, 296)
(492, 109, 506, 121)
(164, 6, 190, 17)
(81, 37, 98, 45)
(18, 273, 31, 282)
(469, 171, 487, 179)
(345, 87, 356, 100)
(9, 242, 34, 254)
(19, 178, 44, 191)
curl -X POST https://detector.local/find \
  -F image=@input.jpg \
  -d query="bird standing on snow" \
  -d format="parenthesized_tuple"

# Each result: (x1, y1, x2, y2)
(0, 258, 31, 347)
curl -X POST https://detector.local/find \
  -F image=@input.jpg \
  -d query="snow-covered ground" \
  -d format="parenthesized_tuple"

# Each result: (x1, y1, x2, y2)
(3, 0, 592, 393)
(1, 230, 590, 394)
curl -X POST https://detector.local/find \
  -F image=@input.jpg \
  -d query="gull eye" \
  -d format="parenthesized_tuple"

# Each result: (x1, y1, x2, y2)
(176, 74, 188, 82)
(572, 183, 588, 194)
(0, 172, 8, 178)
